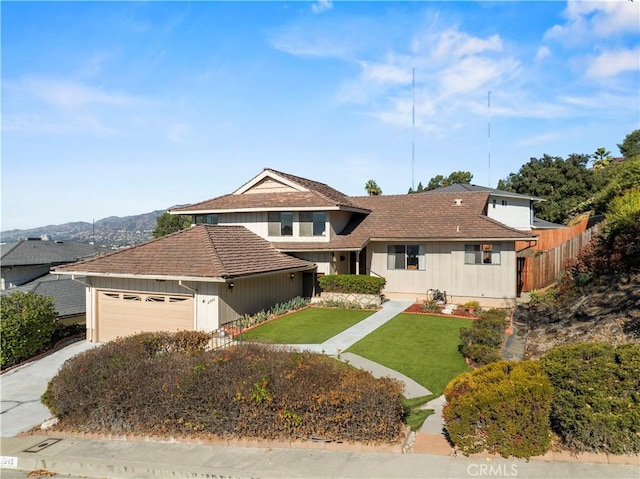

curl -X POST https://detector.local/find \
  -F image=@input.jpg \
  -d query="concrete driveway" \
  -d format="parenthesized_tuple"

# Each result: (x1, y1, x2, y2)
(0, 341, 97, 437)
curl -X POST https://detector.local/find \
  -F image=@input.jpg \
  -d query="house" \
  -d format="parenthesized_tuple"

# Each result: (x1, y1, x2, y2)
(1, 275, 87, 325)
(1, 238, 109, 324)
(171, 169, 538, 305)
(1, 237, 108, 290)
(53, 225, 315, 342)
(53, 168, 539, 343)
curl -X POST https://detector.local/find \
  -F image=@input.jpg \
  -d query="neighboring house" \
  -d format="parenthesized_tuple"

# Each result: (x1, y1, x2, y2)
(1, 275, 87, 325)
(54, 225, 314, 342)
(1, 238, 109, 324)
(1, 237, 108, 290)
(53, 168, 542, 343)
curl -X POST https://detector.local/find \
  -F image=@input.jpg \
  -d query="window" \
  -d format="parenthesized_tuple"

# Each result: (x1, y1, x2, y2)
(465, 244, 501, 265)
(268, 212, 293, 236)
(387, 244, 425, 270)
(501, 200, 508, 206)
(194, 214, 218, 225)
(300, 212, 326, 237)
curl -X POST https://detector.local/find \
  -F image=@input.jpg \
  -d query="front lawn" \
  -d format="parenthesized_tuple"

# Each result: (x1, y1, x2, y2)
(241, 307, 374, 344)
(346, 313, 473, 396)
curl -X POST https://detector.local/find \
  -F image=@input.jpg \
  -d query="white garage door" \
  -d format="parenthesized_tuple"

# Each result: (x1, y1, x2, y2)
(97, 290, 194, 342)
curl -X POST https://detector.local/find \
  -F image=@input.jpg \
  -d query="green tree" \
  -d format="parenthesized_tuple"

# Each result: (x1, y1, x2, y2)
(592, 155, 640, 214)
(617, 129, 640, 159)
(153, 212, 191, 238)
(497, 154, 598, 224)
(591, 147, 612, 169)
(364, 179, 382, 196)
(1, 292, 58, 369)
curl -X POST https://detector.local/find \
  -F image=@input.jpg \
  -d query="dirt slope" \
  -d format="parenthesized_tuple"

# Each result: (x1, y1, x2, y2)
(522, 272, 640, 360)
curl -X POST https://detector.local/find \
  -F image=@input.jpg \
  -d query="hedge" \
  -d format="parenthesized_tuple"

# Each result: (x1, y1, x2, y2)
(443, 360, 553, 459)
(1, 291, 58, 369)
(540, 342, 640, 455)
(42, 333, 405, 443)
(318, 274, 386, 295)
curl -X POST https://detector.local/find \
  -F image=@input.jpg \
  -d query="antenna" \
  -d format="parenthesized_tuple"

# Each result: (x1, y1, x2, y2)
(487, 91, 491, 188)
(412, 67, 415, 191)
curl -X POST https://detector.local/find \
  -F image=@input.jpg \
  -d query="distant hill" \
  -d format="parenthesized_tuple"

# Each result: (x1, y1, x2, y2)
(0, 209, 172, 248)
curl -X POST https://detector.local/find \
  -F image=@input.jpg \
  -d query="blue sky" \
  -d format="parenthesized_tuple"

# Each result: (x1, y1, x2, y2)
(2, 1, 639, 231)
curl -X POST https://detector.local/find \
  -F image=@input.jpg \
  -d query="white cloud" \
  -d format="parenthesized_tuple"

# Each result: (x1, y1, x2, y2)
(311, 0, 333, 15)
(432, 29, 503, 60)
(545, 1, 639, 43)
(585, 47, 640, 79)
(359, 61, 412, 84)
(536, 46, 551, 61)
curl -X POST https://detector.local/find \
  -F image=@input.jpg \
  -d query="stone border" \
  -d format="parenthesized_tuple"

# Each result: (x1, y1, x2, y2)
(317, 292, 382, 307)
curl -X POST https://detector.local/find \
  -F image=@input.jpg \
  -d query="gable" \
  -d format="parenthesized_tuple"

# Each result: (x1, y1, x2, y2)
(243, 177, 300, 195)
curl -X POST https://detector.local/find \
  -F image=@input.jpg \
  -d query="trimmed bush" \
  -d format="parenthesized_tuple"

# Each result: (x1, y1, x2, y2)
(42, 333, 404, 443)
(443, 360, 553, 459)
(458, 309, 508, 367)
(540, 342, 640, 455)
(1, 291, 58, 369)
(318, 275, 386, 295)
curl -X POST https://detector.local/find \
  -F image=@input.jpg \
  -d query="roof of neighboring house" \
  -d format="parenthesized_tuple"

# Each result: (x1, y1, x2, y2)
(532, 217, 566, 229)
(422, 184, 544, 202)
(2, 275, 86, 318)
(54, 225, 314, 281)
(170, 168, 368, 214)
(1, 239, 110, 267)
(275, 191, 536, 252)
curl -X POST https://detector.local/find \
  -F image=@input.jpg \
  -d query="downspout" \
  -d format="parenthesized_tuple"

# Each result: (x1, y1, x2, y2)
(178, 280, 198, 294)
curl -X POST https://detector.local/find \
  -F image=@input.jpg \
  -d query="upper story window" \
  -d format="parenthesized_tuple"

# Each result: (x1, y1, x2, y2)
(194, 214, 218, 225)
(268, 212, 293, 236)
(465, 244, 501, 265)
(300, 212, 326, 237)
(387, 244, 425, 270)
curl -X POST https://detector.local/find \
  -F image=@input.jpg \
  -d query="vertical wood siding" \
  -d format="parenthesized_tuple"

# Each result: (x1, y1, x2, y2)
(217, 273, 303, 324)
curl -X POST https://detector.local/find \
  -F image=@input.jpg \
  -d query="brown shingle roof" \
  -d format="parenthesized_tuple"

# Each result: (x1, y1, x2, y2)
(171, 168, 365, 213)
(275, 192, 535, 252)
(54, 225, 314, 280)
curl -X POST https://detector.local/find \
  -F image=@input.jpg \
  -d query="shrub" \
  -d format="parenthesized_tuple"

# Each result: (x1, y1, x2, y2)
(458, 309, 507, 367)
(421, 300, 440, 313)
(236, 297, 310, 330)
(443, 360, 553, 459)
(463, 301, 480, 312)
(42, 334, 405, 443)
(540, 342, 640, 455)
(318, 275, 386, 295)
(1, 291, 58, 369)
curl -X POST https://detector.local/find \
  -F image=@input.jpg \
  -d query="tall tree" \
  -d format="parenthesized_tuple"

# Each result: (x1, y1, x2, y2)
(153, 212, 191, 238)
(364, 180, 382, 196)
(617, 129, 640, 159)
(498, 154, 597, 224)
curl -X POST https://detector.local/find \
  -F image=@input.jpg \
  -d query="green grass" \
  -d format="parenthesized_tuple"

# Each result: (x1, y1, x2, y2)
(346, 314, 473, 396)
(241, 307, 374, 344)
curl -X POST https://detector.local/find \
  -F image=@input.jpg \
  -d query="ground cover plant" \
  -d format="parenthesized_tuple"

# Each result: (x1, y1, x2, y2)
(346, 314, 473, 396)
(42, 332, 405, 443)
(241, 307, 374, 344)
(540, 342, 640, 455)
(443, 360, 553, 459)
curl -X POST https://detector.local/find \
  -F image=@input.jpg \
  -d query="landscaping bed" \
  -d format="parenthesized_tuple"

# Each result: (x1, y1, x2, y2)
(403, 302, 479, 319)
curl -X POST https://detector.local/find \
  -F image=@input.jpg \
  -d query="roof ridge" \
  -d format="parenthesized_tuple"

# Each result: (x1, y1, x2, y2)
(265, 168, 354, 206)
(199, 224, 232, 277)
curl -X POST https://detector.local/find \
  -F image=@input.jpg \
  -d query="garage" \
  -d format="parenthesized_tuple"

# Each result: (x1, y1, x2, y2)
(96, 290, 194, 342)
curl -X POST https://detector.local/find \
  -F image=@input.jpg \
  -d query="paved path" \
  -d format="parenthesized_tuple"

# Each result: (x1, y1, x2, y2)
(0, 341, 97, 437)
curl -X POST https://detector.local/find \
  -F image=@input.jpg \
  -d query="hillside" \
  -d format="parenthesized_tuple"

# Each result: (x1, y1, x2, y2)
(523, 272, 640, 359)
(1, 210, 167, 248)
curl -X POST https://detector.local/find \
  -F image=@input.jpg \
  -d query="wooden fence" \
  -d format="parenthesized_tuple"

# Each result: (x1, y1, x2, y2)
(520, 220, 604, 292)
